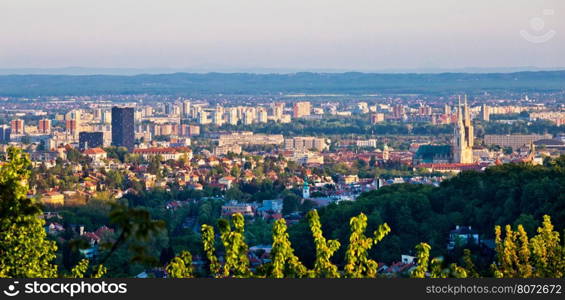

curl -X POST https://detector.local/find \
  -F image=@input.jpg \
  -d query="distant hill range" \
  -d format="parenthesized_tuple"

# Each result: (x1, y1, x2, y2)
(0, 70, 564, 97)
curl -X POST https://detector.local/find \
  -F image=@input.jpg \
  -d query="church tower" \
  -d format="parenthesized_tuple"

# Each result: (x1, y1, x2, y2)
(452, 95, 474, 163)
(302, 179, 310, 199)
(382, 143, 389, 161)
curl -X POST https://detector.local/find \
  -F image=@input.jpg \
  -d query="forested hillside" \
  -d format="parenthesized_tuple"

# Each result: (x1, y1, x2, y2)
(289, 156, 565, 267)
(1, 71, 564, 96)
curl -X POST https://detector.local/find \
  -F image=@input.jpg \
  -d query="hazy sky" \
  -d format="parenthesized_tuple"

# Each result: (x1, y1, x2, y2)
(0, 0, 564, 71)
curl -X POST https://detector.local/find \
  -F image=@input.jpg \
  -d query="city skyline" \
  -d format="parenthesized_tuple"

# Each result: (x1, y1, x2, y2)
(0, 0, 564, 284)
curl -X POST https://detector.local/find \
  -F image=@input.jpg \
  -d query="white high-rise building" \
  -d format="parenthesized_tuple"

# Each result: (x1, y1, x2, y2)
(243, 108, 255, 125)
(182, 100, 191, 118)
(227, 108, 239, 125)
(198, 110, 210, 125)
(257, 107, 268, 123)
(213, 106, 224, 126)
(272, 103, 284, 121)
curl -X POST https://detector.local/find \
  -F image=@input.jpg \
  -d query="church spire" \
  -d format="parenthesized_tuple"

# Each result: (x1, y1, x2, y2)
(457, 95, 463, 125)
(463, 94, 471, 126)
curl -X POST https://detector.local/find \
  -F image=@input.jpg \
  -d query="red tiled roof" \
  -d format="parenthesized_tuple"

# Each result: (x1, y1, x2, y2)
(133, 147, 192, 155)
(419, 163, 481, 170)
(43, 191, 63, 196)
(84, 148, 106, 155)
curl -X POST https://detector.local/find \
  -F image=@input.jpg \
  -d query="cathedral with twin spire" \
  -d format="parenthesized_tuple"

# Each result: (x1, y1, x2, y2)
(452, 95, 474, 164)
(413, 95, 477, 166)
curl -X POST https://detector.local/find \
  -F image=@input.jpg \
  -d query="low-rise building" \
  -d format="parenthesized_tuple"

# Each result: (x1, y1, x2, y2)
(133, 147, 192, 161)
(448, 225, 480, 250)
(221, 202, 255, 217)
(41, 191, 65, 206)
(83, 147, 107, 162)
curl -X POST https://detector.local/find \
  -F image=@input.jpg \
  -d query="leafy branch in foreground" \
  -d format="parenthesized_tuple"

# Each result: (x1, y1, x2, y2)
(165, 210, 564, 278)
(307, 210, 340, 278)
(69, 259, 107, 278)
(201, 224, 221, 277)
(217, 214, 252, 278)
(166, 251, 193, 278)
(411, 215, 563, 278)
(0, 147, 58, 278)
(269, 218, 308, 278)
(411, 242, 467, 278)
(344, 213, 390, 278)
(492, 215, 564, 278)
(98, 203, 166, 267)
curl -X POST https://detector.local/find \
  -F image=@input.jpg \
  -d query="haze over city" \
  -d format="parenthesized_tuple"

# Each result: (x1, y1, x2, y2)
(1, 0, 564, 73)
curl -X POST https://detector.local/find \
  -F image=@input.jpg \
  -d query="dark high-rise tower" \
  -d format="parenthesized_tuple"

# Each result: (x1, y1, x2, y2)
(79, 132, 104, 150)
(0, 125, 11, 144)
(111, 107, 135, 151)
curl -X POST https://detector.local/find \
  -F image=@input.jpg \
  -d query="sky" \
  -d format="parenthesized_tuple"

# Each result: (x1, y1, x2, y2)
(0, 0, 564, 72)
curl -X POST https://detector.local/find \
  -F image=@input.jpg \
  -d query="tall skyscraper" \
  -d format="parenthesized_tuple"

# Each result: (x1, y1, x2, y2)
(79, 132, 104, 150)
(293, 101, 311, 118)
(452, 95, 474, 164)
(112, 107, 135, 151)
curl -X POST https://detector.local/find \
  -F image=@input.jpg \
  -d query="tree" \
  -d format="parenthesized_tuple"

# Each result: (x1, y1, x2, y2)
(98, 203, 166, 268)
(308, 210, 340, 278)
(344, 213, 390, 278)
(70, 259, 89, 278)
(282, 193, 301, 215)
(106, 170, 124, 190)
(148, 155, 163, 176)
(369, 155, 377, 168)
(492, 215, 564, 278)
(104, 146, 129, 163)
(201, 224, 221, 277)
(411, 242, 467, 278)
(0, 147, 58, 278)
(462, 249, 480, 278)
(269, 219, 308, 278)
(69, 259, 107, 278)
(411, 243, 431, 278)
(217, 214, 252, 277)
(230, 165, 241, 177)
(166, 251, 194, 278)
